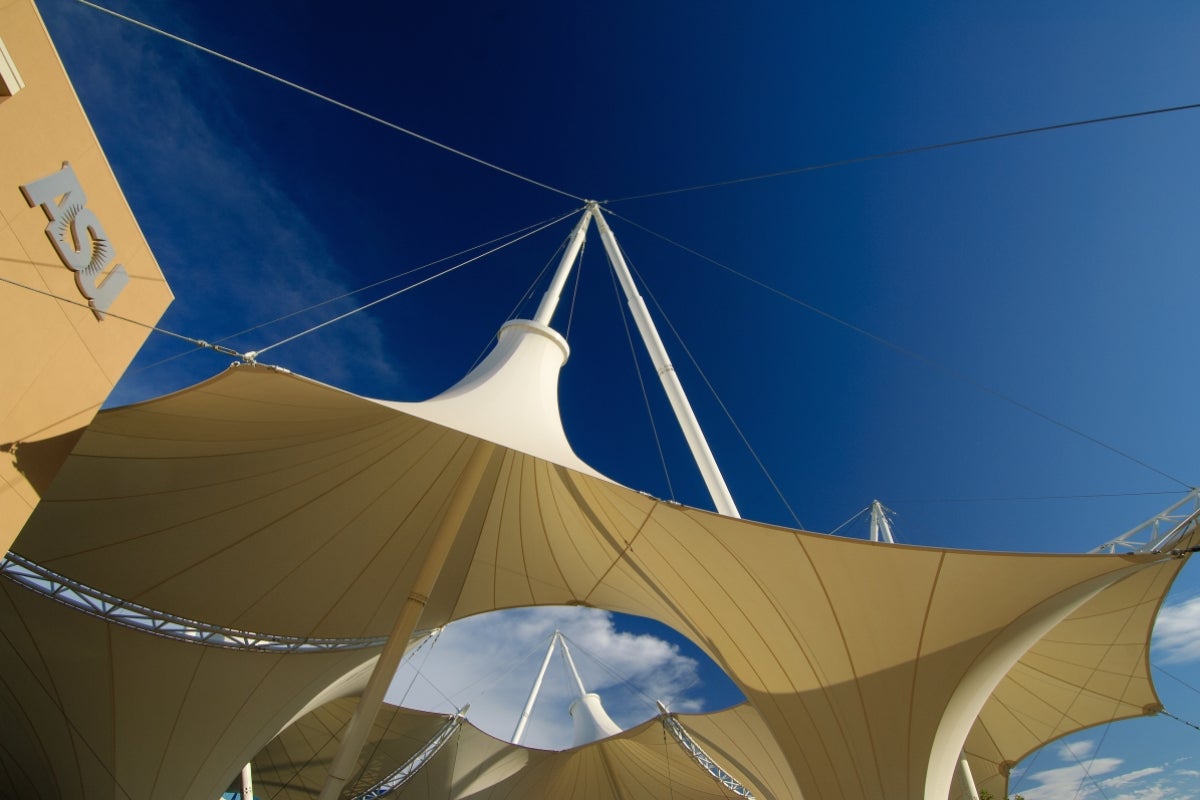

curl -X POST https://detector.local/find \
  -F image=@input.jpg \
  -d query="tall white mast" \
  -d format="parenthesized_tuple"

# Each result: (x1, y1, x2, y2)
(589, 203, 740, 518)
(559, 633, 622, 746)
(533, 212, 592, 326)
(509, 629, 622, 748)
(239, 763, 253, 800)
(512, 631, 563, 745)
(869, 500, 896, 543)
(558, 632, 589, 699)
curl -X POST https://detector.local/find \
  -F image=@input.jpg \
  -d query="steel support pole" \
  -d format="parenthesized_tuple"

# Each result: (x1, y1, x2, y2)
(317, 440, 496, 800)
(533, 210, 592, 327)
(589, 204, 739, 518)
(512, 631, 561, 745)
(240, 763, 253, 800)
(869, 500, 895, 543)
(957, 756, 982, 800)
(558, 634, 588, 698)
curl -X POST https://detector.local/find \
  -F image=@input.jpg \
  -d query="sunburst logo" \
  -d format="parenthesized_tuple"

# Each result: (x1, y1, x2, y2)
(21, 162, 130, 321)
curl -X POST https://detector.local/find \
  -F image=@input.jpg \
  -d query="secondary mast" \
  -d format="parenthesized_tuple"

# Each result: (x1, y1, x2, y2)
(511, 630, 622, 749)
(528, 202, 740, 518)
(589, 202, 740, 517)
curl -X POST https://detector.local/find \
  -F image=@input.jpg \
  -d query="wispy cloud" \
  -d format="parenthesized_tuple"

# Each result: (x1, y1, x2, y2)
(1014, 739, 1197, 800)
(1100, 765, 1163, 789)
(1153, 595, 1200, 664)
(386, 607, 704, 750)
(1105, 783, 1195, 800)
(47, 1, 404, 405)
(1057, 738, 1098, 761)
(1016, 757, 1122, 800)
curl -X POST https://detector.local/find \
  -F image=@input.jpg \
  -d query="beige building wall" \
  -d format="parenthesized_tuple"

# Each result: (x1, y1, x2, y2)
(0, 0, 172, 553)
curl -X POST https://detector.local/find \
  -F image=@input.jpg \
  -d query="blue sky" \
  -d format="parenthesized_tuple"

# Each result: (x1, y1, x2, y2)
(33, 0, 1200, 795)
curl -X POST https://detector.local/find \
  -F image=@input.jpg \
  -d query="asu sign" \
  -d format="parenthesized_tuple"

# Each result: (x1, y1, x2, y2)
(21, 162, 130, 320)
(1, 0, 172, 555)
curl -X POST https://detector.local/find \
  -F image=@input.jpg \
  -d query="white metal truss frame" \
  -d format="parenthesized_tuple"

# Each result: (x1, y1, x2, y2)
(1090, 488, 1200, 554)
(0, 551, 388, 653)
(658, 706, 756, 798)
(354, 707, 468, 799)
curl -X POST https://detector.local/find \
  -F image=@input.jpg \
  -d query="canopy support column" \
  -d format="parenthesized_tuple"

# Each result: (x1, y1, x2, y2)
(318, 440, 496, 800)
(533, 211, 592, 326)
(240, 763, 253, 800)
(558, 633, 588, 698)
(512, 631, 562, 745)
(869, 500, 895, 543)
(957, 756, 981, 800)
(589, 203, 740, 518)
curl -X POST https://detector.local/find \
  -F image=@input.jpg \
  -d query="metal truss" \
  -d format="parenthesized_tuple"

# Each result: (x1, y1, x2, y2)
(660, 708, 756, 798)
(355, 707, 468, 799)
(1091, 488, 1200, 554)
(0, 551, 387, 653)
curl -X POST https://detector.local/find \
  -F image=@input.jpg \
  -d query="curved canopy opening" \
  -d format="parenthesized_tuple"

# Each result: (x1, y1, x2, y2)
(385, 606, 745, 752)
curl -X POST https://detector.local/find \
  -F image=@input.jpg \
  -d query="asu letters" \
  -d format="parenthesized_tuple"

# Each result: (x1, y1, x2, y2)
(21, 162, 130, 320)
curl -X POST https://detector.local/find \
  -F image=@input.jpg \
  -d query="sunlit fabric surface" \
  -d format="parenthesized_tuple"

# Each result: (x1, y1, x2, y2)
(251, 698, 799, 800)
(6, 365, 1188, 799)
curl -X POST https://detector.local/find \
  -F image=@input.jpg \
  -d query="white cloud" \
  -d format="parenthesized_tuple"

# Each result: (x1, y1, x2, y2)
(385, 607, 704, 750)
(1106, 787, 1169, 800)
(1015, 757, 1123, 800)
(1101, 766, 1164, 788)
(1153, 595, 1200, 664)
(1056, 738, 1098, 761)
(1014, 740, 1198, 800)
(1106, 783, 1196, 800)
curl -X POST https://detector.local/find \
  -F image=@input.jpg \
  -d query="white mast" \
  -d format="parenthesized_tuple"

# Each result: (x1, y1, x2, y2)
(509, 629, 622, 748)
(239, 762, 253, 800)
(869, 500, 896, 543)
(560, 633, 622, 746)
(558, 631, 589, 699)
(957, 754, 982, 800)
(512, 631, 563, 745)
(589, 203, 740, 518)
(533, 212, 591, 326)
(322, 206, 734, 792)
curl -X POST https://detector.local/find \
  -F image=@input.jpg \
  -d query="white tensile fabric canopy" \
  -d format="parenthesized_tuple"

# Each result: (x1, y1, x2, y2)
(4, 330, 1190, 799)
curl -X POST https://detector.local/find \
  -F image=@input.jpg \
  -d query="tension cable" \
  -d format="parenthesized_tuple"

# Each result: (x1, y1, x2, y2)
(1159, 708, 1200, 733)
(604, 208, 1192, 490)
(76, 0, 585, 202)
(605, 101, 1200, 203)
(249, 209, 579, 359)
(0, 275, 250, 361)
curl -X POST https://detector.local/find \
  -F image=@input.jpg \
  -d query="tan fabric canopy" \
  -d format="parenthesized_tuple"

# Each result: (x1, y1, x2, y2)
(6, 364, 1190, 799)
(1, 3, 1191, 798)
(251, 697, 800, 800)
(250, 699, 450, 799)
(952, 555, 1181, 799)
(0, 571, 377, 799)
